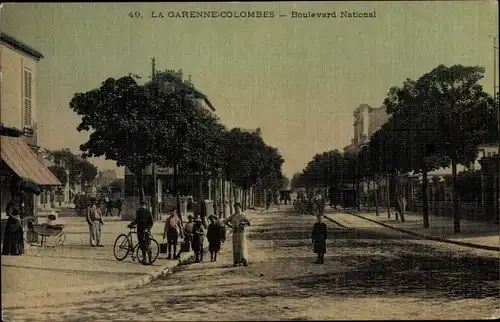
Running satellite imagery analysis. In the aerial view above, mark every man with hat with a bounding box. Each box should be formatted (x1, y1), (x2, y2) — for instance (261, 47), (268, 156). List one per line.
(163, 210), (184, 260)
(86, 197), (103, 247)
(129, 201), (154, 265)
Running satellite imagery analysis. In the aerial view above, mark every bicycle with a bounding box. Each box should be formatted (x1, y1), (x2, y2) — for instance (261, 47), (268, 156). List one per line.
(113, 225), (160, 264)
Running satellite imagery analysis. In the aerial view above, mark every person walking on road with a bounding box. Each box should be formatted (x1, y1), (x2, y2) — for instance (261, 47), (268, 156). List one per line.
(164, 211), (184, 260)
(225, 202), (251, 267)
(86, 197), (103, 247)
(104, 197), (113, 217)
(191, 216), (205, 263)
(129, 201), (154, 265)
(207, 215), (224, 262)
(311, 214), (327, 264)
(176, 214), (195, 259)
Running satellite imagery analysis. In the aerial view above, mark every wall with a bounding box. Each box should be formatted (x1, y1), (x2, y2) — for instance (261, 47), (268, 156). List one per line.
(0, 43), (38, 146)
(368, 106), (389, 138)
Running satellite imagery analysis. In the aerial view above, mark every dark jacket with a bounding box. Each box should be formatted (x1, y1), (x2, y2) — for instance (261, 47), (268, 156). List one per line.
(131, 207), (153, 231)
(311, 222), (327, 242)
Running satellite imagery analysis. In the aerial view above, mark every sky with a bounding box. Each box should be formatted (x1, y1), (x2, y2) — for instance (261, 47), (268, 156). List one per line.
(0, 1), (498, 178)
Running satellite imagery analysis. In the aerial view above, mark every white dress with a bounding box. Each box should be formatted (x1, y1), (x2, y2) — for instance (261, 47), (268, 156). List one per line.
(226, 212), (250, 264)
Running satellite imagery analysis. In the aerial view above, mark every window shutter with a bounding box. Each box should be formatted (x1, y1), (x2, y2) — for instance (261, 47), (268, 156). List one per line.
(23, 69), (33, 126)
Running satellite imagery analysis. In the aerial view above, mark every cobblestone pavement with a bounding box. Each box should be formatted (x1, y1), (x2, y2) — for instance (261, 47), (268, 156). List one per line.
(5, 206), (499, 321)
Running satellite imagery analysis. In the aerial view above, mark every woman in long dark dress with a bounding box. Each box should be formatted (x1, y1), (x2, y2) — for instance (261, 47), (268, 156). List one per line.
(2, 201), (24, 256)
(311, 214), (327, 264)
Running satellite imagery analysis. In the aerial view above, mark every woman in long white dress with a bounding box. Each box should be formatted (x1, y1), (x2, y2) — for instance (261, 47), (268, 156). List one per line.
(225, 202), (251, 267)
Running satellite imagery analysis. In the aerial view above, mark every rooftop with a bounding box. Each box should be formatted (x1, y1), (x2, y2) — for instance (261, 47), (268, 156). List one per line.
(152, 71), (216, 112)
(0, 31), (44, 61)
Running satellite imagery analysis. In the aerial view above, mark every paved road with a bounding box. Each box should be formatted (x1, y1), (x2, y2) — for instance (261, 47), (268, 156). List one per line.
(5, 206), (499, 321)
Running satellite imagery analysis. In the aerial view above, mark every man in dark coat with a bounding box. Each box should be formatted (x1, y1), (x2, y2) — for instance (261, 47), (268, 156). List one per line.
(311, 214), (327, 264)
(129, 201), (154, 265)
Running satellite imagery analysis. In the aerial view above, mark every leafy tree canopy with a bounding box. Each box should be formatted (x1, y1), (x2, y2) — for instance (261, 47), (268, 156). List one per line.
(50, 149), (97, 185)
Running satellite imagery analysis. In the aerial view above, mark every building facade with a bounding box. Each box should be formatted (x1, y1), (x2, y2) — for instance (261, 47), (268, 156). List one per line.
(0, 32), (61, 216)
(343, 104), (389, 154)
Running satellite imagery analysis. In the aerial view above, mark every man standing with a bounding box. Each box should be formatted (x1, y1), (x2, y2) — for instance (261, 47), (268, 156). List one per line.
(86, 197), (103, 247)
(129, 201), (154, 265)
(163, 211), (184, 260)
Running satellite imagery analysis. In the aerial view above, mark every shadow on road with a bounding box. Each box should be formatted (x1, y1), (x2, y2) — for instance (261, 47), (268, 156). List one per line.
(8, 208), (499, 321)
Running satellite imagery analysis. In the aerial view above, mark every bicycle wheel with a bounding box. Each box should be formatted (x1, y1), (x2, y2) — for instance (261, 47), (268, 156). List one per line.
(136, 238), (160, 264)
(113, 234), (131, 261)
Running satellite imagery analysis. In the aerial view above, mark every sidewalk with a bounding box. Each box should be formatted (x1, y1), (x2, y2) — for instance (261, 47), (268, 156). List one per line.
(1, 209), (261, 308)
(332, 208), (500, 251)
(1, 212), (196, 308)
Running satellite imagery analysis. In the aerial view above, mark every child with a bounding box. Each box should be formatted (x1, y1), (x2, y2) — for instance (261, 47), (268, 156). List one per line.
(311, 214), (327, 264)
(192, 216), (205, 263)
(207, 215), (224, 262)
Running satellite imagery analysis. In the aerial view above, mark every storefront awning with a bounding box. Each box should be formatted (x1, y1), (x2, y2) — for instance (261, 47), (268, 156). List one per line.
(1, 136), (61, 186)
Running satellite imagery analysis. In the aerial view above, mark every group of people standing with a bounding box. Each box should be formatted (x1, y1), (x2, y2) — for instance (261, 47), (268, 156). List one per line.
(161, 202), (251, 266)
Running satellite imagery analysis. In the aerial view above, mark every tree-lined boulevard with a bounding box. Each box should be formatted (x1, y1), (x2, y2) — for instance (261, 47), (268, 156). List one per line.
(292, 65), (499, 233)
(2, 4), (499, 320)
(4, 206), (499, 321)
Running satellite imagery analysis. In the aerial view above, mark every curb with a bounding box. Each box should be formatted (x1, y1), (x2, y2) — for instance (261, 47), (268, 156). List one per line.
(321, 215), (352, 230)
(346, 211), (500, 252)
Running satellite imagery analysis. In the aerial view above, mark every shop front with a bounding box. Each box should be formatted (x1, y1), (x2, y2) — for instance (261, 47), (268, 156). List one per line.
(1, 136), (61, 243)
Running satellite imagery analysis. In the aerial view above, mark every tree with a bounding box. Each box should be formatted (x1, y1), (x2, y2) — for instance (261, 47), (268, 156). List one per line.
(219, 128), (285, 210)
(48, 165), (67, 186)
(416, 65), (495, 232)
(383, 65), (496, 232)
(290, 172), (305, 190)
(69, 76), (225, 213)
(50, 149), (97, 186)
(69, 76), (157, 200)
(383, 78), (450, 228)
(301, 150), (344, 189)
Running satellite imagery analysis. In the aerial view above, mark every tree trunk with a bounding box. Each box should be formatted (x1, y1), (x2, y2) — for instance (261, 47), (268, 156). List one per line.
(174, 164), (182, 220)
(136, 171), (145, 202)
(386, 174), (391, 218)
(451, 150), (460, 233)
(374, 178), (379, 216)
(356, 178), (361, 211)
(229, 179), (233, 215)
(222, 179), (227, 218)
(422, 167), (430, 228)
(198, 174), (203, 202)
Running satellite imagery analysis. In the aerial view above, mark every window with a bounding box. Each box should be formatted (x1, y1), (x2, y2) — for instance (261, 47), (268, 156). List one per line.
(23, 69), (33, 127)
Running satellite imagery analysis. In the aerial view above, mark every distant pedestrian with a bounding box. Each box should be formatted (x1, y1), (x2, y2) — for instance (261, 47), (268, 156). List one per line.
(86, 197), (103, 247)
(104, 198), (113, 217)
(266, 190), (272, 211)
(192, 216), (205, 262)
(396, 195), (407, 221)
(176, 214), (195, 259)
(163, 211), (184, 260)
(116, 198), (123, 218)
(129, 201), (154, 265)
(224, 202), (251, 267)
(207, 215), (224, 262)
(311, 214), (327, 264)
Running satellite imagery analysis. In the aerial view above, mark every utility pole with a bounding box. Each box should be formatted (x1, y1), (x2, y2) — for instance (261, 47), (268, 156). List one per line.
(490, 34), (500, 224)
(151, 57), (158, 220)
